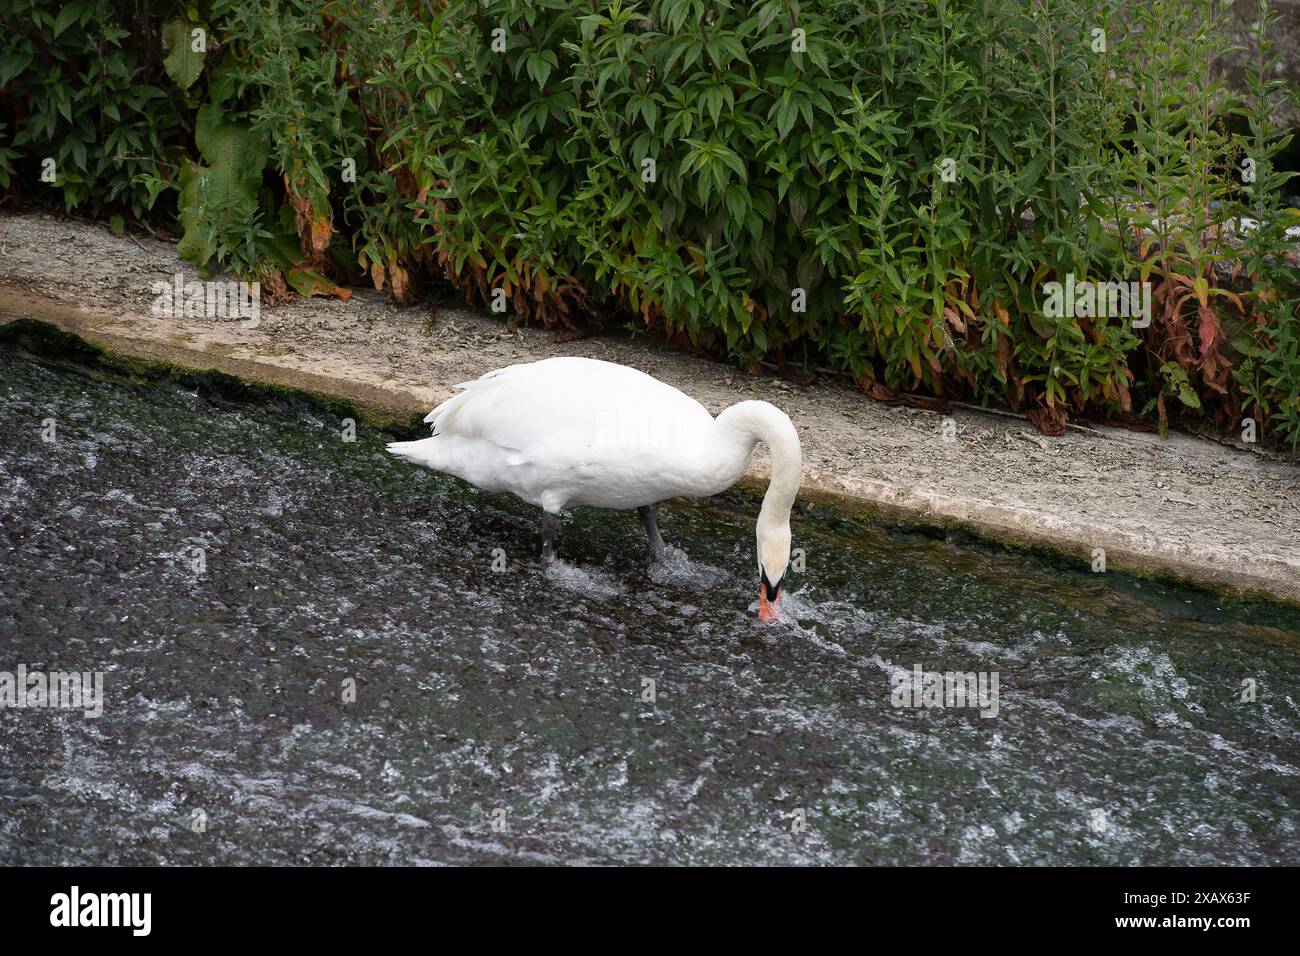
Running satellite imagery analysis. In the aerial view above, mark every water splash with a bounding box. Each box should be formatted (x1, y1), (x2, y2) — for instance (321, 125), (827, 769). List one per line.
(1, 350), (1298, 866)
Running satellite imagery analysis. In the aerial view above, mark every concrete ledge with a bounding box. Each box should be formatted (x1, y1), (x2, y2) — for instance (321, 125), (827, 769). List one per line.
(2, 212), (1298, 604)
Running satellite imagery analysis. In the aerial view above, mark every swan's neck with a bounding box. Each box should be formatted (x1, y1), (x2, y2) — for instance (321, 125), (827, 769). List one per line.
(712, 401), (802, 520)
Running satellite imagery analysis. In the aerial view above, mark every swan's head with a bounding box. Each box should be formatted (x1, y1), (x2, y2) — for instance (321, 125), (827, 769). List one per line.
(756, 518), (791, 622)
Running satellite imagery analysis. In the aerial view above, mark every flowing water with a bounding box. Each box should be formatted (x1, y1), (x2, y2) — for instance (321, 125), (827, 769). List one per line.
(1, 343), (1298, 865)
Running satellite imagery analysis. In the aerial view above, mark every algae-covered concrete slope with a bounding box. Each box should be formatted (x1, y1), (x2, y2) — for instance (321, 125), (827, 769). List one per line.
(1, 212), (1297, 603)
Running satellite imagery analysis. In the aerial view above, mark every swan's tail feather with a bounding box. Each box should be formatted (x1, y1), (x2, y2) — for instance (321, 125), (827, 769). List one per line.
(386, 437), (440, 468)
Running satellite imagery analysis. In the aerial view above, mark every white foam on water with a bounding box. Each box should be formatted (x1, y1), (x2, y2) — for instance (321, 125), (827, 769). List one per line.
(767, 589), (898, 674)
(0, 472), (30, 510)
(1096, 644), (1193, 727)
(310, 761), (364, 781)
(436, 822), (598, 865)
(257, 490), (289, 517)
(526, 753), (566, 804)
(543, 558), (625, 599)
(339, 801), (431, 829)
(647, 545), (729, 589)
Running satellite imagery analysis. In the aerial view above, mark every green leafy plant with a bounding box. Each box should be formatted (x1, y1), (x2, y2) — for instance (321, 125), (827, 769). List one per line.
(0, 0), (189, 217)
(1, 0), (1297, 452)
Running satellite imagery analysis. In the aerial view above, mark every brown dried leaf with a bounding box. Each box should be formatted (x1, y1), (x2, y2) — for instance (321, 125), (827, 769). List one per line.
(1027, 404), (1067, 436)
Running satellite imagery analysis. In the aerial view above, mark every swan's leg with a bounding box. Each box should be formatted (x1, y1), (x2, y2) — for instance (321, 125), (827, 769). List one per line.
(541, 510), (559, 564)
(638, 505), (665, 564)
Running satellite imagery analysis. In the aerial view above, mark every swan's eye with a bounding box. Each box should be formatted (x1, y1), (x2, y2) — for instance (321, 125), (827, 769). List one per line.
(760, 567), (783, 601)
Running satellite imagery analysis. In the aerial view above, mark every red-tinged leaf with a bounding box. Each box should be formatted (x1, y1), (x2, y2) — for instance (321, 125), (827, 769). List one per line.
(284, 174), (333, 268)
(1198, 307), (1220, 358)
(996, 335), (1011, 378)
(287, 265), (351, 301)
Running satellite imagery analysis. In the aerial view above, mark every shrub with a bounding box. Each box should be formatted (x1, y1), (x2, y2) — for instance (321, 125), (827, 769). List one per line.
(1, 0), (1297, 450)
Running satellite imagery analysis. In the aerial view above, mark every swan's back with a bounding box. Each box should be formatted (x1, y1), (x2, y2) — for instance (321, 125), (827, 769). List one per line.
(388, 357), (720, 510)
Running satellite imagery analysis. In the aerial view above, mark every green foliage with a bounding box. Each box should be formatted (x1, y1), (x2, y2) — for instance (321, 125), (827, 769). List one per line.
(161, 17), (209, 91)
(1229, 0), (1300, 453)
(0, 0), (189, 217)
(176, 102), (269, 272)
(1, 0), (1297, 450)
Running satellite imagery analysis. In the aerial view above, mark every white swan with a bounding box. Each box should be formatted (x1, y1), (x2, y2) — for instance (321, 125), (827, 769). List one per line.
(387, 357), (802, 620)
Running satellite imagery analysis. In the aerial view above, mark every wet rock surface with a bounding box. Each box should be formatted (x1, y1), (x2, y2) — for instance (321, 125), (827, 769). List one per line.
(2, 353), (1297, 864)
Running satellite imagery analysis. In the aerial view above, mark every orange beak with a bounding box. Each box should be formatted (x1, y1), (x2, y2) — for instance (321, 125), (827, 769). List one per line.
(758, 586), (780, 622)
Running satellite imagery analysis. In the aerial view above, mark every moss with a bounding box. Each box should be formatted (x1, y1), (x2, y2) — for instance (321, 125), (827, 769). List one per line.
(873, 516), (1300, 627)
(4, 315), (1297, 626)
(0, 317), (427, 439)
